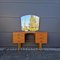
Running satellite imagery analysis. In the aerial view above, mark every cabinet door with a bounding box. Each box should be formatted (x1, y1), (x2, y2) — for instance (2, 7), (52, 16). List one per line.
(13, 32), (25, 43)
(35, 32), (48, 43)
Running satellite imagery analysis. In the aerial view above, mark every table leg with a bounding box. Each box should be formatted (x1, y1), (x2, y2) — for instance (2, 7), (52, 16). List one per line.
(18, 43), (21, 50)
(39, 43), (42, 48)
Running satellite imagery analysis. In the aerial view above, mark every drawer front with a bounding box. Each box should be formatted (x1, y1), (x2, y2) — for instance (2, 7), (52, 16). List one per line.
(13, 32), (25, 43)
(35, 32), (48, 43)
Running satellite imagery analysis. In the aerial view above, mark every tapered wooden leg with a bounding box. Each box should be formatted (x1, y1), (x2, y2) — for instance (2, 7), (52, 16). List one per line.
(18, 43), (21, 50)
(39, 43), (42, 48)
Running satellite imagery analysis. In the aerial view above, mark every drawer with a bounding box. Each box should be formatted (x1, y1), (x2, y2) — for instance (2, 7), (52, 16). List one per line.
(35, 32), (47, 43)
(13, 32), (25, 43)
